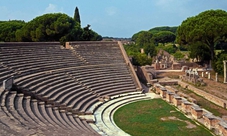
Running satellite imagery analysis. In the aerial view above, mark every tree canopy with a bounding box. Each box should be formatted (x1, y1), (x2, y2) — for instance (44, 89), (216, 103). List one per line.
(129, 10), (227, 71)
(189, 42), (211, 62)
(154, 31), (176, 44)
(130, 26), (178, 66)
(149, 26), (178, 34)
(136, 31), (153, 47)
(0, 7), (102, 43)
(0, 20), (25, 42)
(132, 53), (152, 66)
(161, 44), (177, 54)
(133, 31), (157, 57)
(16, 13), (78, 42)
(213, 51), (227, 74)
(131, 31), (146, 42)
(177, 9), (227, 60)
(124, 43), (153, 66)
(74, 7), (81, 25)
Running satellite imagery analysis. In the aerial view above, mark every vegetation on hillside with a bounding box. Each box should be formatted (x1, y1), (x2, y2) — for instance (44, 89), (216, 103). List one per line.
(177, 9), (227, 73)
(188, 42), (211, 62)
(128, 9), (227, 75)
(149, 26), (178, 34)
(0, 20), (25, 42)
(126, 26), (179, 66)
(16, 13), (78, 43)
(0, 7), (102, 44)
(177, 9), (227, 60)
(213, 51), (227, 75)
(153, 31), (176, 45)
(124, 43), (152, 66)
(125, 31), (156, 66)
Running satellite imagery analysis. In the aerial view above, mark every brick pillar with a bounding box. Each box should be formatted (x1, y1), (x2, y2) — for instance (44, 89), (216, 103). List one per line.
(224, 61), (227, 83)
(65, 42), (70, 49)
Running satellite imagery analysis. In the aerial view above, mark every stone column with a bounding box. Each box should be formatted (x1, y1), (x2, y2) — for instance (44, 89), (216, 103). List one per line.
(201, 72), (204, 77)
(208, 72), (211, 79)
(215, 73), (218, 82)
(224, 61), (227, 83)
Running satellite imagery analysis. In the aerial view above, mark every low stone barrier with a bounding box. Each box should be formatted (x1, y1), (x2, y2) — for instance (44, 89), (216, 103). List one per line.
(178, 80), (227, 109)
(152, 83), (227, 135)
(187, 85), (227, 109)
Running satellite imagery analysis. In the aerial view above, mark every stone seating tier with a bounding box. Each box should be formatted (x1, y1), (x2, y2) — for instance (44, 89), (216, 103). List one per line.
(0, 90), (99, 135)
(0, 41), (139, 135)
(93, 93), (151, 135)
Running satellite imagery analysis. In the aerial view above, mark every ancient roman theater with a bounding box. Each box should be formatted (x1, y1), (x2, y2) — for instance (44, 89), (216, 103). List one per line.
(0, 41), (151, 135)
(1, 41), (227, 136)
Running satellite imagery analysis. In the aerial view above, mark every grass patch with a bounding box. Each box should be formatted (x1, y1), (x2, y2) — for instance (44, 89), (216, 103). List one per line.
(114, 99), (212, 136)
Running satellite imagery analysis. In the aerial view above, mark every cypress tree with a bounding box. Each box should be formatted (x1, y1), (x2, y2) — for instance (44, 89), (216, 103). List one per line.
(74, 7), (81, 25)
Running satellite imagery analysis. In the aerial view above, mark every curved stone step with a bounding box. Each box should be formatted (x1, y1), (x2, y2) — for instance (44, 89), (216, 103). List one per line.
(93, 93), (152, 136)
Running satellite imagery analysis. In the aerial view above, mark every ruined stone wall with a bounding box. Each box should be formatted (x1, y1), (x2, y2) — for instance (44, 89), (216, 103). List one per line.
(179, 62), (199, 68)
(65, 42), (71, 49)
(135, 66), (147, 84)
(191, 109), (202, 119)
(158, 81), (178, 86)
(218, 124), (227, 136)
(173, 98), (181, 106)
(153, 83), (226, 135)
(178, 81), (227, 109)
(177, 80), (189, 88)
(172, 63), (181, 70)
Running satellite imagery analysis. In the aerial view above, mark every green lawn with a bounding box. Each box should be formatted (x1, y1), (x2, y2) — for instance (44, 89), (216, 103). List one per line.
(114, 99), (213, 136)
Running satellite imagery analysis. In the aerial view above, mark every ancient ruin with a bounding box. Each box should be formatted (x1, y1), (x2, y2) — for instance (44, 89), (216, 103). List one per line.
(0, 41), (142, 136)
(153, 83), (227, 135)
(153, 49), (174, 70)
(181, 68), (205, 85)
(224, 60), (227, 83)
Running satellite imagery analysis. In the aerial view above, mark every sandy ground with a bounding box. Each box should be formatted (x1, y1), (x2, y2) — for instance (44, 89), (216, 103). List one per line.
(160, 116), (196, 129)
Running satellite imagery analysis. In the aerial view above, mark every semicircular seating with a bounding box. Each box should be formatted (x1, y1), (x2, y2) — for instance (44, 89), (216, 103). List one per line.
(0, 41), (141, 135)
(92, 92), (153, 136)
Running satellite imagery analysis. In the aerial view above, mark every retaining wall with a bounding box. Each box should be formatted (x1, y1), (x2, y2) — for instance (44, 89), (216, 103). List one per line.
(178, 80), (227, 109)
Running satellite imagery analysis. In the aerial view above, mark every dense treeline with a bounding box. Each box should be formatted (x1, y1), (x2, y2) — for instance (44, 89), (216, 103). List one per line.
(128, 9), (227, 75)
(16, 13), (78, 42)
(177, 9), (227, 74)
(0, 20), (25, 42)
(177, 9), (227, 61)
(0, 7), (102, 44)
(132, 26), (177, 43)
(127, 26), (178, 66)
(149, 26), (178, 34)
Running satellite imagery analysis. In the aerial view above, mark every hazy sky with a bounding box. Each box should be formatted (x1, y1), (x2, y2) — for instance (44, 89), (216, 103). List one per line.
(1, 0), (227, 38)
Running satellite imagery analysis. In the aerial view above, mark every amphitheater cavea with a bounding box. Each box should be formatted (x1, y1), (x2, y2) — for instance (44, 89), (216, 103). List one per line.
(0, 41), (151, 135)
